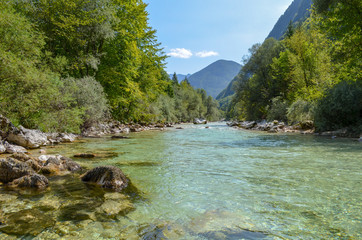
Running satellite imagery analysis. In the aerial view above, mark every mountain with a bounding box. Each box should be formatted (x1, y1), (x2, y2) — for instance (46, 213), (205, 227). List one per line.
(169, 73), (191, 82)
(267, 0), (312, 40)
(216, 75), (237, 100)
(188, 60), (241, 98)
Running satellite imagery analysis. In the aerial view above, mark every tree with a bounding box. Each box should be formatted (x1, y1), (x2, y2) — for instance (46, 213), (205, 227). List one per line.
(172, 73), (179, 85)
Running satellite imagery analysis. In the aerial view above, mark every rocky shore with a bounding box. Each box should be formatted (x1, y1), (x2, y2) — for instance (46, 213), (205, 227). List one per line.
(0, 114), (173, 191)
(228, 120), (362, 139)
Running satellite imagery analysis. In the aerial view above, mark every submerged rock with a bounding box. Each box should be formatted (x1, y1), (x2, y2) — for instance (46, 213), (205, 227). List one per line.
(1, 209), (55, 236)
(73, 153), (96, 158)
(9, 173), (49, 189)
(96, 199), (134, 216)
(111, 135), (130, 139)
(81, 166), (129, 192)
(138, 223), (185, 240)
(198, 228), (268, 240)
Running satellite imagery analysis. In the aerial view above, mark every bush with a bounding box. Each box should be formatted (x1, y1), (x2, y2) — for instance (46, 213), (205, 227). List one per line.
(266, 97), (288, 122)
(62, 77), (110, 127)
(314, 80), (362, 131)
(287, 99), (315, 124)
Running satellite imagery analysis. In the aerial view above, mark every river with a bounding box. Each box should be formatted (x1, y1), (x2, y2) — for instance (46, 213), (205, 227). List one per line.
(0, 123), (361, 239)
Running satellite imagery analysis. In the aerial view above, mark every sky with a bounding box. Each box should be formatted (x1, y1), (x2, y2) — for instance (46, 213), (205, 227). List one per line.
(143, 0), (293, 75)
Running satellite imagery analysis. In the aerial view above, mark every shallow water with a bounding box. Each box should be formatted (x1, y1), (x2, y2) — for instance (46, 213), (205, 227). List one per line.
(0, 123), (361, 239)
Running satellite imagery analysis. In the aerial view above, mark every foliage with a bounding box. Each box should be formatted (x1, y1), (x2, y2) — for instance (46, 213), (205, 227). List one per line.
(0, 3), (82, 132)
(61, 77), (110, 127)
(314, 80), (362, 131)
(286, 99), (315, 124)
(266, 97), (288, 122)
(229, 38), (284, 120)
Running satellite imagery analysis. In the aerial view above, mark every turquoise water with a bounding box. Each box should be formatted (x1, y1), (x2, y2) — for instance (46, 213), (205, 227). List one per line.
(0, 123), (361, 239)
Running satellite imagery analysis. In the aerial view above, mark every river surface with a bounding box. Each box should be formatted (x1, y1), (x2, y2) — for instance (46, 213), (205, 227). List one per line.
(0, 123), (361, 239)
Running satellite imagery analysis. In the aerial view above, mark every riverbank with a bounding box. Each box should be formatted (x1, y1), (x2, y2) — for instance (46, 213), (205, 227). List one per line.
(228, 120), (362, 140)
(0, 114), (174, 155)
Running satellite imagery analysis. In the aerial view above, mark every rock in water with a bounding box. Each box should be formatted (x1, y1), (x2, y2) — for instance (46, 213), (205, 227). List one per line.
(39, 155), (81, 175)
(111, 135), (130, 139)
(81, 166), (129, 191)
(194, 118), (207, 124)
(0, 209), (55, 236)
(0, 158), (34, 183)
(73, 153), (96, 158)
(9, 173), (49, 189)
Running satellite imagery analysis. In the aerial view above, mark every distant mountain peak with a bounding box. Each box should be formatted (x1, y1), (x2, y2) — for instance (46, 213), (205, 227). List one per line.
(187, 60), (241, 98)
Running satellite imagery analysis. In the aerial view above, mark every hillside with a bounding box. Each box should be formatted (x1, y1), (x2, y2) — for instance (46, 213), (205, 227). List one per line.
(216, 75), (238, 100)
(188, 60), (241, 98)
(267, 0), (312, 40)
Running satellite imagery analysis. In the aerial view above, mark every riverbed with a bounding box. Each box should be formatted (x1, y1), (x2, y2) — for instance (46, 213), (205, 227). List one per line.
(0, 122), (361, 239)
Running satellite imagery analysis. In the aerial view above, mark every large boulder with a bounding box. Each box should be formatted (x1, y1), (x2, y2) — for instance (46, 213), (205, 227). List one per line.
(81, 166), (129, 191)
(9, 173), (48, 189)
(10, 152), (43, 172)
(0, 158), (35, 183)
(7, 126), (49, 149)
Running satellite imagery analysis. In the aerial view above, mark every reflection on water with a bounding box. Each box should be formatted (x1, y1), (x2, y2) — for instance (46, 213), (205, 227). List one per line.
(0, 123), (361, 239)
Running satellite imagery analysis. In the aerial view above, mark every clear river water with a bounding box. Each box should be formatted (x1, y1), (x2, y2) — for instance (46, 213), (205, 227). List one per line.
(0, 123), (361, 239)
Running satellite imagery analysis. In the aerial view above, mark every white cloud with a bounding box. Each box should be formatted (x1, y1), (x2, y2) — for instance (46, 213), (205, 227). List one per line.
(195, 51), (219, 58)
(167, 48), (193, 59)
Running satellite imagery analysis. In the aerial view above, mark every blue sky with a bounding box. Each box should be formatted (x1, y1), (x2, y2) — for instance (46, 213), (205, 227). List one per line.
(143, 0), (293, 75)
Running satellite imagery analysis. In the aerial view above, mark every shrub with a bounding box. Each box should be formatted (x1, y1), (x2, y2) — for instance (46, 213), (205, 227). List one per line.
(314, 80), (362, 131)
(62, 77), (110, 127)
(287, 99), (315, 124)
(266, 97), (288, 122)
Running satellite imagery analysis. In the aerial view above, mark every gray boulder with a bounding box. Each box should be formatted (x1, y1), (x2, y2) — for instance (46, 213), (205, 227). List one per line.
(0, 158), (35, 183)
(7, 126), (49, 149)
(81, 166), (129, 191)
(4, 141), (27, 154)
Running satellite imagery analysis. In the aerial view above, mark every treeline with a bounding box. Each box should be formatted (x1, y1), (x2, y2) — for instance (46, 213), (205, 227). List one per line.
(0, 0), (219, 133)
(226, 0), (361, 132)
